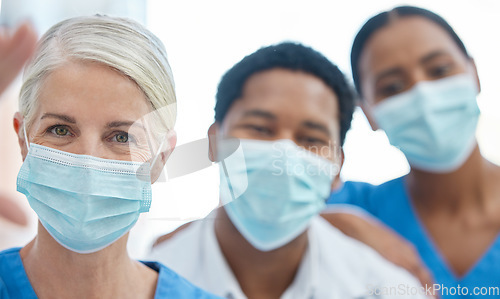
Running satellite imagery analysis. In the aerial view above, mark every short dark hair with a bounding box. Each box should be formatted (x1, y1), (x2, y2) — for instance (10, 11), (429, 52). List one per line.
(215, 42), (355, 146)
(351, 5), (470, 96)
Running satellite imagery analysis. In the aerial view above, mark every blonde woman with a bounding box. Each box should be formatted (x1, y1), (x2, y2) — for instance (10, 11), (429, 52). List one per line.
(0, 16), (220, 299)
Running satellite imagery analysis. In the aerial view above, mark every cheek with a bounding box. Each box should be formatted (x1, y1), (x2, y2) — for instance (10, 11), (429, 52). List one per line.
(218, 119), (238, 138)
(357, 55), (376, 101)
(20, 147), (28, 162)
(361, 107), (379, 131)
(359, 77), (377, 103)
(27, 121), (49, 145)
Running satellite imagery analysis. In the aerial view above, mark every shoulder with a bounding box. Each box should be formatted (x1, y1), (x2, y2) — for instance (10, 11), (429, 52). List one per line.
(0, 247), (22, 259)
(354, 176), (407, 197)
(0, 247), (34, 299)
(151, 261), (222, 299)
(311, 217), (398, 270)
(376, 176), (406, 192)
(310, 218), (423, 294)
(328, 177), (407, 212)
(367, 176), (408, 210)
(150, 220), (205, 254)
(327, 180), (376, 204)
(148, 219), (208, 272)
(0, 247), (22, 275)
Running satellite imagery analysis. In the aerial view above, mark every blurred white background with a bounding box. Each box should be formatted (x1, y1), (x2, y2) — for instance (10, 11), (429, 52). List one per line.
(0, 0), (499, 258)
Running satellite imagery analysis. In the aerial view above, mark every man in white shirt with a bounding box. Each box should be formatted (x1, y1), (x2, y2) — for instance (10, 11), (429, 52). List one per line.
(150, 43), (430, 299)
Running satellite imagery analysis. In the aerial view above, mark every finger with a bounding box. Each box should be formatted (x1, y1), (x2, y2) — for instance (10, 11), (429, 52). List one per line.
(0, 27), (9, 49)
(0, 22), (37, 95)
(153, 221), (193, 247)
(401, 254), (436, 297)
(0, 193), (28, 226)
(415, 264), (435, 289)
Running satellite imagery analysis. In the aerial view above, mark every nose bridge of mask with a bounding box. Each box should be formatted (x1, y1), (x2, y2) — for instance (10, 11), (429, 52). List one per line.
(281, 141), (338, 201)
(412, 83), (443, 147)
(412, 75), (477, 147)
(373, 78), (452, 147)
(372, 73), (480, 173)
(219, 139), (338, 204)
(373, 90), (417, 135)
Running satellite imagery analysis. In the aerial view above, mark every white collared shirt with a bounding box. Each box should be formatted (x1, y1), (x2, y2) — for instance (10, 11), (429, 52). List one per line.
(148, 215), (427, 299)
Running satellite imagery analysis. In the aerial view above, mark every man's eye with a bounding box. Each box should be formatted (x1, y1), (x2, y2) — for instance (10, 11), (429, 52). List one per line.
(245, 125), (272, 135)
(301, 136), (327, 145)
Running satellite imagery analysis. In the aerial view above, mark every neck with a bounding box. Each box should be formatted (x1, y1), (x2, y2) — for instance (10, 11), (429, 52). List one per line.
(406, 146), (490, 213)
(214, 208), (307, 299)
(20, 223), (155, 298)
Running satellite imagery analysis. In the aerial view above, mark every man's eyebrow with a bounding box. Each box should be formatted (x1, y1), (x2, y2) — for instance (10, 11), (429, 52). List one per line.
(242, 109), (277, 120)
(301, 120), (331, 136)
(420, 50), (451, 64)
(40, 113), (76, 123)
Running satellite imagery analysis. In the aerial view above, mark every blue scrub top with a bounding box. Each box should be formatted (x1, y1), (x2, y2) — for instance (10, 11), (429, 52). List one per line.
(0, 247), (222, 299)
(327, 177), (500, 298)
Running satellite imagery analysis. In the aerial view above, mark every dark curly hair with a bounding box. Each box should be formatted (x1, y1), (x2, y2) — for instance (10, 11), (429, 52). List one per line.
(215, 42), (356, 145)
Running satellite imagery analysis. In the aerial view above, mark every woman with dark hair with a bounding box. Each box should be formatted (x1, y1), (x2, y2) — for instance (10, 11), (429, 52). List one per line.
(328, 6), (500, 298)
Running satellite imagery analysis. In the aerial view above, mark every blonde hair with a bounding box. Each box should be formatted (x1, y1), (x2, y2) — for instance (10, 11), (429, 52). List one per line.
(20, 15), (176, 134)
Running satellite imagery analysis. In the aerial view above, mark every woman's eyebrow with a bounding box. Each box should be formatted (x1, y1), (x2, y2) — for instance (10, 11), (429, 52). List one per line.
(40, 113), (76, 123)
(107, 121), (146, 131)
(420, 50), (450, 64)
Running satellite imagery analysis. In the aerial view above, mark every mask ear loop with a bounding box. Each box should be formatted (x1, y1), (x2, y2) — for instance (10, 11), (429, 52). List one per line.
(150, 135), (167, 170)
(23, 124), (30, 151)
(213, 133), (238, 205)
(140, 115), (164, 168)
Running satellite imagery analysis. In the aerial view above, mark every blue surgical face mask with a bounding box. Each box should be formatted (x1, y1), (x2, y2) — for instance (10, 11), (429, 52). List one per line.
(17, 132), (152, 254)
(219, 139), (339, 251)
(372, 73), (480, 173)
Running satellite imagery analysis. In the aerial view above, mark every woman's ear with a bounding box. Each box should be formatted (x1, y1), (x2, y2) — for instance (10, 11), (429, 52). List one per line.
(13, 112), (28, 160)
(207, 122), (219, 162)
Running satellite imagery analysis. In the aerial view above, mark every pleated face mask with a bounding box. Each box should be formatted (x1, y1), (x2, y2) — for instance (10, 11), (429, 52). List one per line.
(219, 139), (339, 251)
(372, 73), (480, 173)
(17, 139), (152, 254)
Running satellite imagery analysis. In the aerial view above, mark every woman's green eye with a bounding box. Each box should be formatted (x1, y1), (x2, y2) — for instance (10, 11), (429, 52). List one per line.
(116, 133), (129, 143)
(54, 127), (69, 136)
